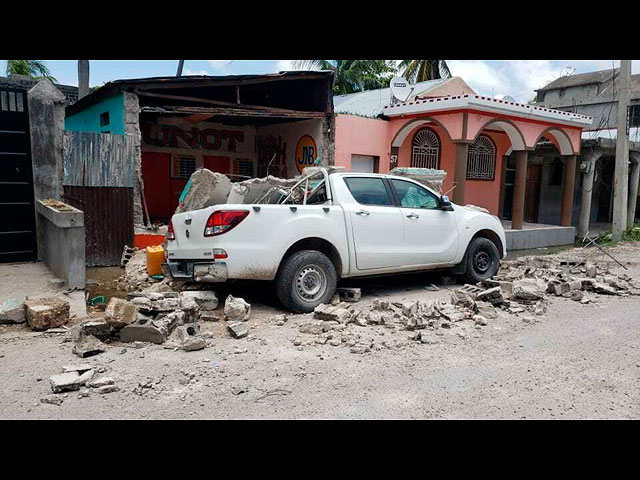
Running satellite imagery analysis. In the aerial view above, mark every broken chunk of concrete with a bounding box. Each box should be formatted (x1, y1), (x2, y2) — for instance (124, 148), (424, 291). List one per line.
(475, 287), (504, 306)
(87, 377), (115, 388)
(79, 320), (110, 339)
(104, 298), (138, 329)
(41, 395), (64, 406)
(314, 303), (351, 323)
(120, 323), (167, 344)
(175, 168), (232, 214)
(512, 278), (547, 302)
(96, 385), (119, 394)
(0, 298), (26, 324)
(227, 322), (249, 339)
(73, 333), (107, 358)
(180, 290), (218, 310)
(25, 297), (69, 331)
(50, 369), (94, 393)
(224, 295), (251, 322)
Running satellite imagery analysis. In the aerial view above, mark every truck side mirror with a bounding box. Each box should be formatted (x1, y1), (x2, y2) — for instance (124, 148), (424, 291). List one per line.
(440, 195), (454, 211)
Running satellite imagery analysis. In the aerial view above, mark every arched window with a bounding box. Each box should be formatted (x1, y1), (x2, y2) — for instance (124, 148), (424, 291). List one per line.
(411, 128), (440, 169)
(466, 134), (496, 180)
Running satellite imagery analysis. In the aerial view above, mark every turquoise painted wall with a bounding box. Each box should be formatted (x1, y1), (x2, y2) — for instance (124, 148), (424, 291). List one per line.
(65, 92), (126, 134)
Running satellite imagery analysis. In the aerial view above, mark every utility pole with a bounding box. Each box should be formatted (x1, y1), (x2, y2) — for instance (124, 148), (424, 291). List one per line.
(78, 60), (90, 99)
(612, 60), (631, 242)
(176, 60), (184, 77)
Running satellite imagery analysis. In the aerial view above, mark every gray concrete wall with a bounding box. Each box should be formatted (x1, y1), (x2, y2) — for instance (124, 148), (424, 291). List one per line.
(123, 91), (143, 225)
(27, 80), (66, 260)
(36, 201), (85, 289)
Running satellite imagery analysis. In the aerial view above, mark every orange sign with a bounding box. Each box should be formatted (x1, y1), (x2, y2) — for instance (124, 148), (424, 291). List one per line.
(295, 135), (319, 173)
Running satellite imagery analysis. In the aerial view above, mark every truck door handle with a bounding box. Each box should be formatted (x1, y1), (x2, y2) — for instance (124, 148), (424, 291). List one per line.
(355, 210), (370, 216)
(406, 212), (419, 219)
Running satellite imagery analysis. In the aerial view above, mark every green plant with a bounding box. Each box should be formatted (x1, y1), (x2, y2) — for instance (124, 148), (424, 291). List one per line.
(293, 60), (396, 95)
(595, 223), (640, 246)
(5, 60), (56, 82)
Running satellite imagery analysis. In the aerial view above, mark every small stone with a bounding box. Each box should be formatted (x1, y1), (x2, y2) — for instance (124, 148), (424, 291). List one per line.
(473, 315), (488, 326)
(73, 333), (107, 358)
(96, 385), (119, 394)
(87, 377), (115, 388)
(350, 345), (369, 354)
(40, 395), (64, 406)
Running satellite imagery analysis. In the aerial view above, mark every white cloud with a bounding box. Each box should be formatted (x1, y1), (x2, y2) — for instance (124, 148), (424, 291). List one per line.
(275, 60), (295, 71)
(183, 69), (210, 76)
(207, 60), (233, 72)
(447, 60), (510, 96)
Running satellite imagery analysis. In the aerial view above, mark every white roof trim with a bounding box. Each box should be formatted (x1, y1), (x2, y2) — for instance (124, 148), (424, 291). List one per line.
(382, 94), (593, 128)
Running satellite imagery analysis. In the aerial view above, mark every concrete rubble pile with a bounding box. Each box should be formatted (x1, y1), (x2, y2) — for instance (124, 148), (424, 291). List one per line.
(494, 253), (640, 306)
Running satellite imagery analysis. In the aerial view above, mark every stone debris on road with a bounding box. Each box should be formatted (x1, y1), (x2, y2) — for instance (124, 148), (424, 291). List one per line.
(25, 297), (70, 331)
(224, 295), (251, 322)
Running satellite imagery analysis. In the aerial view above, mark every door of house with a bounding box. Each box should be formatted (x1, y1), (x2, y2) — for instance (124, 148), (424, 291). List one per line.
(524, 164), (542, 223)
(0, 84), (37, 263)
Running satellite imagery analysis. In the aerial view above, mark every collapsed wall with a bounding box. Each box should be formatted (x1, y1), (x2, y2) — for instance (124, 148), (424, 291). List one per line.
(175, 169), (233, 214)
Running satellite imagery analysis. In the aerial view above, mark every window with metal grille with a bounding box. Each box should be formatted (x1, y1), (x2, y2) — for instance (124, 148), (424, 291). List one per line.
(233, 159), (255, 181)
(171, 155), (197, 179)
(466, 134), (496, 180)
(411, 128), (440, 169)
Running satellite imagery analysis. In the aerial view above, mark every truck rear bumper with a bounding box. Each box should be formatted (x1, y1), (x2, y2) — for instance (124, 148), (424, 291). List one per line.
(164, 260), (228, 283)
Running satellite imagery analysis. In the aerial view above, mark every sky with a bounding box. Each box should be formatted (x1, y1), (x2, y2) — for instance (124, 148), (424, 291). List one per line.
(2, 60), (638, 103)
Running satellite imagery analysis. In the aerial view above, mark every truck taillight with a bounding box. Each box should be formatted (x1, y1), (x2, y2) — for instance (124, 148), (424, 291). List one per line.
(166, 220), (176, 241)
(204, 210), (249, 237)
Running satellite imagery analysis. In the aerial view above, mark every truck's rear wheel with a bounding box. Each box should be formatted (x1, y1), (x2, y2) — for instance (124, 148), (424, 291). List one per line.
(460, 237), (500, 284)
(275, 250), (337, 313)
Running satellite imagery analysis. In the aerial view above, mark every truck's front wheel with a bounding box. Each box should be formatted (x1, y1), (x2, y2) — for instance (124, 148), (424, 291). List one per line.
(460, 237), (500, 284)
(275, 250), (337, 313)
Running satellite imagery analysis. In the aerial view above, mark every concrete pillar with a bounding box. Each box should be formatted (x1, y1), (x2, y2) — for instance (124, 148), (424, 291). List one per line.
(123, 92), (143, 226)
(628, 157), (640, 226)
(511, 150), (528, 230)
(560, 154), (577, 227)
(452, 143), (469, 205)
(577, 153), (599, 238)
(27, 79), (66, 260)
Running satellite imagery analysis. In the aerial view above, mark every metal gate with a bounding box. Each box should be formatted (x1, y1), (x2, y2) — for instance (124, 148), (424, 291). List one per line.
(0, 84), (37, 263)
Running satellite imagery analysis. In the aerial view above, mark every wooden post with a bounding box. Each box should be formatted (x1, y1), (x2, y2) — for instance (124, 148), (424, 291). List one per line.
(560, 155), (577, 227)
(452, 143), (469, 205)
(511, 150), (528, 230)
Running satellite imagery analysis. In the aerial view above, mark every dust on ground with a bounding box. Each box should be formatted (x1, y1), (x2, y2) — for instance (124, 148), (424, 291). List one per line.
(1, 242), (640, 419)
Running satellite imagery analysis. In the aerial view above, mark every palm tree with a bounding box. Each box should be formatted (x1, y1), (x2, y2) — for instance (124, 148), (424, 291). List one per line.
(293, 60), (395, 95)
(399, 60), (451, 83)
(78, 60), (90, 99)
(5, 60), (56, 82)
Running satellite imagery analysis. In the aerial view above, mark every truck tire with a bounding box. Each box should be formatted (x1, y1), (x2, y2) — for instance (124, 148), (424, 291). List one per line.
(460, 237), (500, 284)
(275, 250), (337, 313)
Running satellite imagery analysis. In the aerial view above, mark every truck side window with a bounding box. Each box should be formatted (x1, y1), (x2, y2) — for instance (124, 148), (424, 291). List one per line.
(390, 179), (439, 209)
(344, 177), (393, 206)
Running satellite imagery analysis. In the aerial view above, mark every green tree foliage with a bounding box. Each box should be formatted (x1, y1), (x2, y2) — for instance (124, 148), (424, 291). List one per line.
(398, 60), (451, 83)
(5, 60), (56, 82)
(294, 60), (396, 95)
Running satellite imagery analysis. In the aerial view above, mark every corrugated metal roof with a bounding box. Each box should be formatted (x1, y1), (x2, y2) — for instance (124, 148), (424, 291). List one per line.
(334, 78), (446, 118)
(536, 69), (618, 92)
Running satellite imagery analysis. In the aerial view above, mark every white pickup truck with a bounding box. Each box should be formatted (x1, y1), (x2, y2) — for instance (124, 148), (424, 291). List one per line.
(165, 168), (506, 312)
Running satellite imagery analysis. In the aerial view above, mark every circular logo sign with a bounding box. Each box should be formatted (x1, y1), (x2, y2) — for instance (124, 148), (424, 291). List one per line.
(295, 135), (319, 174)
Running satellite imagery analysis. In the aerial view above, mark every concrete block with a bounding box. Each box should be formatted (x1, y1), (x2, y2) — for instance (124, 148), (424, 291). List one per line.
(0, 298), (26, 324)
(73, 333), (107, 358)
(25, 297), (69, 331)
(119, 323), (167, 344)
(105, 298), (138, 329)
(336, 287), (361, 303)
(227, 322), (249, 339)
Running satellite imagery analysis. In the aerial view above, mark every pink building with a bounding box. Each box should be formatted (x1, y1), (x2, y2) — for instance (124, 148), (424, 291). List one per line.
(333, 77), (592, 244)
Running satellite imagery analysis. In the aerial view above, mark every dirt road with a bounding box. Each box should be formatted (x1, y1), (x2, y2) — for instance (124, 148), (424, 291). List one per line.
(1, 244), (639, 419)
